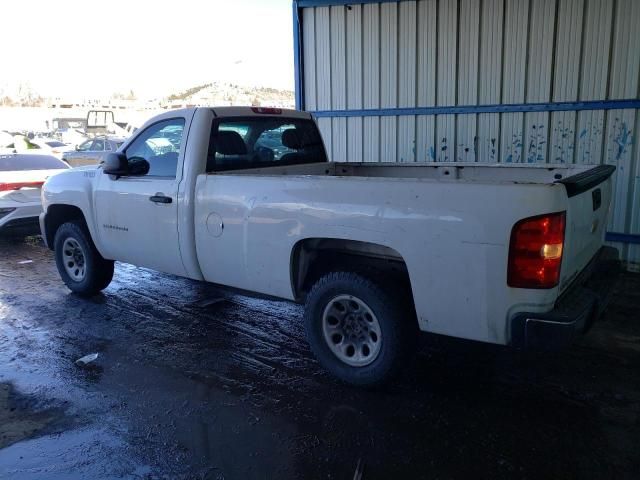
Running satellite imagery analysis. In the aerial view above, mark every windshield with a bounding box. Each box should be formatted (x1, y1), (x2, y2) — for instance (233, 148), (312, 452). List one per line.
(208, 117), (326, 172)
(45, 141), (66, 148)
(0, 154), (69, 171)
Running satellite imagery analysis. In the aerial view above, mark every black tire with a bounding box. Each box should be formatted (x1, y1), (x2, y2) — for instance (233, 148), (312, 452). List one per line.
(304, 271), (416, 387)
(54, 221), (114, 297)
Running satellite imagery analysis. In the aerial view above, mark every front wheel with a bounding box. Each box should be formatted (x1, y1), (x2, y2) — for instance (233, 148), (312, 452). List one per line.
(54, 221), (114, 297)
(304, 271), (416, 387)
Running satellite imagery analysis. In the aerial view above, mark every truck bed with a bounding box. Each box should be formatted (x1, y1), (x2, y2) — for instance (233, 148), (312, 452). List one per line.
(223, 161), (599, 186)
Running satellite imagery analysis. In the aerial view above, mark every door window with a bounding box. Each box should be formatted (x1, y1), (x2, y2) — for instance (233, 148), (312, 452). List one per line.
(125, 118), (185, 177)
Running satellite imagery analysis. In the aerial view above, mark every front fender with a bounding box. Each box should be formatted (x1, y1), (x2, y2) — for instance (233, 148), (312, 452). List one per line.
(41, 167), (103, 254)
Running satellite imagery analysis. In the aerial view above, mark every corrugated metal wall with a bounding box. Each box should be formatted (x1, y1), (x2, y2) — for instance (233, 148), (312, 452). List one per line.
(297, 0), (640, 266)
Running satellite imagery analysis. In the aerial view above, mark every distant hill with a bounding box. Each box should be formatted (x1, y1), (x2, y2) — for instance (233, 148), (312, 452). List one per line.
(164, 82), (295, 108)
(0, 81), (296, 109)
(167, 84), (213, 101)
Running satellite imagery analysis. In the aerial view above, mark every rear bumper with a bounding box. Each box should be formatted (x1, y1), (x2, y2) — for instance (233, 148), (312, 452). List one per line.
(0, 201), (42, 235)
(0, 216), (41, 236)
(510, 246), (620, 350)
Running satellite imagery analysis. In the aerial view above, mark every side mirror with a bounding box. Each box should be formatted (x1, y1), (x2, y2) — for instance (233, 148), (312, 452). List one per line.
(128, 156), (150, 176)
(102, 153), (129, 177)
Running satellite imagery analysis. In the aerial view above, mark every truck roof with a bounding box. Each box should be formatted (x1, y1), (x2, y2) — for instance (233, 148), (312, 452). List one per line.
(160, 106), (313, 120)
(211, 106), (312, 120)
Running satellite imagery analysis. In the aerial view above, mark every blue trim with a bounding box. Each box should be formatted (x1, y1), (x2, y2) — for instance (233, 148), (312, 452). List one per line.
(298, 0), (401, 6)
(293, 1), (304, 110)
(605, 232), (640, 245)
(311, 99), (640, 118)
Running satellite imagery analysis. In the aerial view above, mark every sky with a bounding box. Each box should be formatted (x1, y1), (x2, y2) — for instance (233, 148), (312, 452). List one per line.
(0, 0), (294, 98)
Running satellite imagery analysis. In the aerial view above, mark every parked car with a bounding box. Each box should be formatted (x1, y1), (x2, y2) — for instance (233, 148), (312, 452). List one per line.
(31, 138), (74, 160)
(10, 135), (37, 152)
(40, 107), (619, 387)
(0, 154), (69, 235)
(62, 137), (125, 167)
(3, 135), (71, 155)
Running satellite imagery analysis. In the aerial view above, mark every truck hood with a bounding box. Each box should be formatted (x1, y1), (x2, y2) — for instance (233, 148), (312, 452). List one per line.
(68, 165), (100, 171)
(42, 165), (98, 185)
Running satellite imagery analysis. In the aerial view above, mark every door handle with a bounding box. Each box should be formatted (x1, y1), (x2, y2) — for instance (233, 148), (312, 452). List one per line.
(149, 194), (172, 204)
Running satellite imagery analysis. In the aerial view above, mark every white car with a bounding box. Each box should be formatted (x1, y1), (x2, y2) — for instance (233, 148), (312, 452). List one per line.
(0, 154), (69, 235)
(1, 136), (72, 159)
(40, 107), (619, 387)
(31, 139), (75, 160)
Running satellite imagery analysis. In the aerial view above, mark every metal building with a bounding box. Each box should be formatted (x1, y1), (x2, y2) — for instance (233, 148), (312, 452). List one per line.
(292, 0), (640, 267)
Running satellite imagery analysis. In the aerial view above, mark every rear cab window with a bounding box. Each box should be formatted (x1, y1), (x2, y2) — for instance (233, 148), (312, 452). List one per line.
(206, 117), (326, 172)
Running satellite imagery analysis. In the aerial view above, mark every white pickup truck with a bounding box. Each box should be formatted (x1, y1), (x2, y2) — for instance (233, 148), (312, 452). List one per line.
(40, 107), (619, 386)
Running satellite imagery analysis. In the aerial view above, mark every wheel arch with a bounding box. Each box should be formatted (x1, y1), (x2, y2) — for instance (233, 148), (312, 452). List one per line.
(43, 204), (89, 250)
(290, 237), (415, 309)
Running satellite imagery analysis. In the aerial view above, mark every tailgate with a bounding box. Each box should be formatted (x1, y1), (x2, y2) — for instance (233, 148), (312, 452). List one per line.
(557, 165), (615, 293)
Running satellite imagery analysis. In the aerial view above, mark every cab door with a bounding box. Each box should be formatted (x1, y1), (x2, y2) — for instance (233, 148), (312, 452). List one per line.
(94, 117), (189, 276)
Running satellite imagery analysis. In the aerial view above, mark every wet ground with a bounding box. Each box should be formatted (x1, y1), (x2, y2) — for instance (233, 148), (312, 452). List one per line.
(0, 235), (638, 480)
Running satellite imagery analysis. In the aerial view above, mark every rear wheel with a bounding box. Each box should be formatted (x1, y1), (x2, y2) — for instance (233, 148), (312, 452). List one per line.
(54, 221), (114, 296)
(304, 271), (416, 387)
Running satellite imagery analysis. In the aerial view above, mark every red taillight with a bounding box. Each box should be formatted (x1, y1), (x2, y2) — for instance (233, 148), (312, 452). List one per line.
(507, 212), (566, 289)
(251, 107), (282, 114)
(0, 181), (44, 192)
